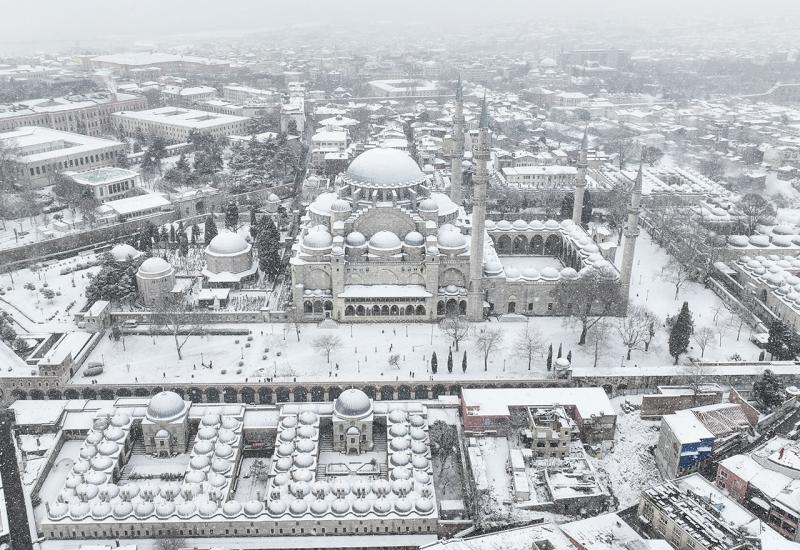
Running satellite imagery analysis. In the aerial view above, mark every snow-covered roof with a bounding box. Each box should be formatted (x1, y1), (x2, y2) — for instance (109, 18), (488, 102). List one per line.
(461, 387), (615, 419)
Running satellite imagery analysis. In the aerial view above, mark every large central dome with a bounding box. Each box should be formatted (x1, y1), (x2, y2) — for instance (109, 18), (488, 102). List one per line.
(343, 148), (426, 189)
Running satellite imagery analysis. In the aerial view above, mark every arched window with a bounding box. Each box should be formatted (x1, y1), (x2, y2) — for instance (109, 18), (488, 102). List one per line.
(356, 305), (365, 316)
(303, 301), (313, 314)
(380, 305), (390, 316)
(437, 301), (445, 315)
(405, 305), (415, 315)
(390, 305), (399, 316)
(345, 306), (355, 316)
(415, 305), (426, 316)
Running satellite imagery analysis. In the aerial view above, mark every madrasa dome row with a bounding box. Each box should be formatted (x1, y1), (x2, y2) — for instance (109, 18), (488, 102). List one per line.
(289, 94), (641, 322)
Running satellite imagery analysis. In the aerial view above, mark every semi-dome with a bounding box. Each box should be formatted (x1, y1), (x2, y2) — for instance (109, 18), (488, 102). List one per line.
(418, 198), (438, 212)
(334, 388), (372, 419)
(207, 232), (250, 255)
(369, 230), (402, 251)
(110, 243), (140, 262)
(146, 391), (187, 421)
(330, 198), (352, 212)
(137, 257), (171, 277)
(344, 148), (425, 189)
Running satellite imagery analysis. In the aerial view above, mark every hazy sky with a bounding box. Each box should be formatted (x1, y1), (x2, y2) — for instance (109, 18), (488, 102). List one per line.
(2, 0), (799, 52)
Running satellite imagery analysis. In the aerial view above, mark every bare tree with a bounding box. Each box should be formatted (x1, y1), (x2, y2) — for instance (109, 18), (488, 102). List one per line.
(514, 321), (544, 370)
(692, 326), (715, 358)
(738, 193), (776, 234)
(683, 361), (712, 397)
(439, 315), (470, 351)
(538, 189), (564, 219)
(473, 327), (504, 371)
(615, 305), (658, 360)
(429, 420), (458, 476)
(586, 319), (613, 368)
(313, 334), (342, 364)
(551, 272), (623, 345)
(606, 179), (633, 245)
(388, 353), (401, 369)
(664, 257), (693, 300)
(152, 292), (204, 360)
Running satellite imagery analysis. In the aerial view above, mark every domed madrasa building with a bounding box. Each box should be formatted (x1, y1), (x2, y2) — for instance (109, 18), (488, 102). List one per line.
(202, 231), (258, 288)
(289, 94), (640, 322)
(136, 257), (176, 307)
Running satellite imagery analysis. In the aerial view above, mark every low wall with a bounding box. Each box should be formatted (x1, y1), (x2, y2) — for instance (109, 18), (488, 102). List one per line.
(640, 391), (723, 418)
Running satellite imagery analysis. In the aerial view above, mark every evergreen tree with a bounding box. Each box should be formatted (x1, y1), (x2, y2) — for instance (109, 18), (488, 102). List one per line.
(431, 352), (438, 374)
(257, 217), (282, 280)
(752, 369), (785, 411)
(169, 224), (176, 243)
(546, 344), (553, 370)
(461, 351), (467, 373)
(669, 301), (693, 364)
(178, 234), (189, 257)
(225, 201), (239, 231)
(557, 342), (562, 359)
(190, 222), (199, 244)
(767, 320), (794, 360)
(560, 193), (574, 220)
(566, 350), (572, 363)
(581, 189), (594, 224)
(447, 349), (453, 373)
(204, 215), (218, 245)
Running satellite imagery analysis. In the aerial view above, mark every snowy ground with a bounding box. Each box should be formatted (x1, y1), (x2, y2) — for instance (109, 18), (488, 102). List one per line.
(588, 395), (661, 509)
(33, 440), (82, 524)
(0, 255), (99, 332)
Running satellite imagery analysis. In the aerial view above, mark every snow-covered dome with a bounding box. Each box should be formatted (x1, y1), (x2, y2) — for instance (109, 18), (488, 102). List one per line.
(177, 501), (196, 518)
(544, 219), (560, 230)
(146, 391), (187, 421)
(303, 227), (333, 250)
(112, 501), (133, 519)
(437, 225), (467, 250)
(512, 219), (528, 230)
(137, 257), (171, 277)
(334, 388), (372, 419)
(299, 410), (318, 425)
(330, 198), (352, 212)
(134, 501), (154, 519)
(418, 198), (438, 212)
(198, 501), (218, 518)
(369, 230), (402, 253)
(207, 232), (249, 255)
(541, 266), (561, 280)
(91, 501), (112, 520)
(505, 267), (521, 280)
(244, 500), (263, 516)
(496, 220), (513, 231)
(110, 243), (140, 262)
(268, 500), (287, 516)
(540, 57), (557, 68)
(404, 231), (425, 246)
(345, 231), (367, 247)
(484, 255), (503, 276)
(311, 499), (329, 515)
(560, 267), (579, 280)
(222, 500), (242, 518)
(522, 268), (540, 281)
(344, 148), (426, 189)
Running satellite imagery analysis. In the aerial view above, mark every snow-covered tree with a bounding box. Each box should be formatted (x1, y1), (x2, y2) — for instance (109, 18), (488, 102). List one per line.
(551, 271), (622, 345)
(692, 326), (715, 358)
(473, 327), (503, 371)
(668, 302), (693, 364)
(738, 193), (776, 235)
(615, 305), (657, 360)
(514, 322), (544, 370)
(204, 215), (218, 245)
(752, 369), (785, 412)
(439, 315), (469, 351)
(312, 334), (342, 364)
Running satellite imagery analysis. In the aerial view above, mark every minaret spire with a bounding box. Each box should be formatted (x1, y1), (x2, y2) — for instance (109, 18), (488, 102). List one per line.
(620, 152), (643, 304)
(467, 93), (490, 321)
(571, 126), (588, 225)
(450, 76), (465, 205)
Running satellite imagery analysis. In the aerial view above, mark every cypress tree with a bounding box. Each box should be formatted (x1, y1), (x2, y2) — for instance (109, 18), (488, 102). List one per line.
(461, 351), (467, 373)
(669, 301), (693, 364)
(557, 342), (562, 359)
(204, 215), (218, 245)
(767, 320), (793, 360)
(225, 201), (239, 231)
(431, 352), (438, 374)
(447, 349), (453, 373)
(546, 344), (553, 370)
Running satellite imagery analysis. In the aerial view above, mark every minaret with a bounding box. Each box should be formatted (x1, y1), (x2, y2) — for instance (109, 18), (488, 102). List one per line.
(572, 127), (588, 225)
(450, 77), (465, 206)
(620, 154), (643, 303)
(467, 94), (490, 321)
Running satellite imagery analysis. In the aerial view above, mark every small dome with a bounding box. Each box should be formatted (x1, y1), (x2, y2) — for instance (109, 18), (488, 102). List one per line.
(303, 228), (333, 249)
(390, 467), (412, 480)
(512, 219), (528, 230)
(110, 413), (130, 427)
(311, 499), (329, 515)
(560, 267), (579, 280)
(98, 440), (119, 455)
(505, 267), (521, 280)
(194, 440), (214, 455)
(369, 230), (402, 251)
(415, 497), (434, 514)
(334, 388), (372, 419)
(146, 391), (186, 421)
(294, 453), (314, 468)
(222, 500), (242, 517)
(268, 500), (287, 516)
(353, 498), (371, 515)
(289, 499), (308, 516)
(134, 501), (154, 519)
(409, 414), (425, 427)
(91, 456), (112, 471)
(391, 437), (410, 451)
(405, 231), (425, 246)
(390, 424), (408, 437)
(484, 255), (503, 276)
(522, 268), (540, 281)
(541, 266), (560, 280)
(110, 243), (140, 262)
(437, 225), (467, 249)
(292, 468), (313, 482)
(198, 501), (218, 518)
(49, 501), (69, 520)
(331, 498), (350, 515)
(201, 413), (220, 427)
(84, 470), (106, 485)
(544, 219), (560, 230)
(394, 498), (412, 514)
(275, 456), (292, 472)
(190, 455), (210, 470)
(91, 501), (112, 520)
(197, 426), (218, 440)
(345, 231), (367, 247)
(299, 410), (318, 425)
(496, 220), (512, 231)
(113, 501), (133, 519)
(185, 470), (206, 484)
(244, 500), (263, 516)
(211, 458), (231, 474)
(388, 409), (407, 423)
(156, 501), (176, 519)
(218, 428), (236, 444)
(296, 438), (315, 453)
(207, 232), (249, 255)
(374, 498), (392, 515)
(177, 501), (196, 518)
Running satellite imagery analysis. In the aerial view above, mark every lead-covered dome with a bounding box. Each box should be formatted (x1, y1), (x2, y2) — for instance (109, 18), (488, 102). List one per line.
(334, 388), (372, 419)
(344, 148), (426, 189)
(146, 391), (187, 421)
(369, 230), (402, 255)
(137, 257), (172, 277)
(207, 232), (249, 255)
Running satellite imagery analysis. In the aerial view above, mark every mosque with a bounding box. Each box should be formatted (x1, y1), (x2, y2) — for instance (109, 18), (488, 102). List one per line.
(290, 85), (641, 322)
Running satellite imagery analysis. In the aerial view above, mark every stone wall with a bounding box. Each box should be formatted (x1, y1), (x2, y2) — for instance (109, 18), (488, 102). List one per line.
(640, 391), (723, 418)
